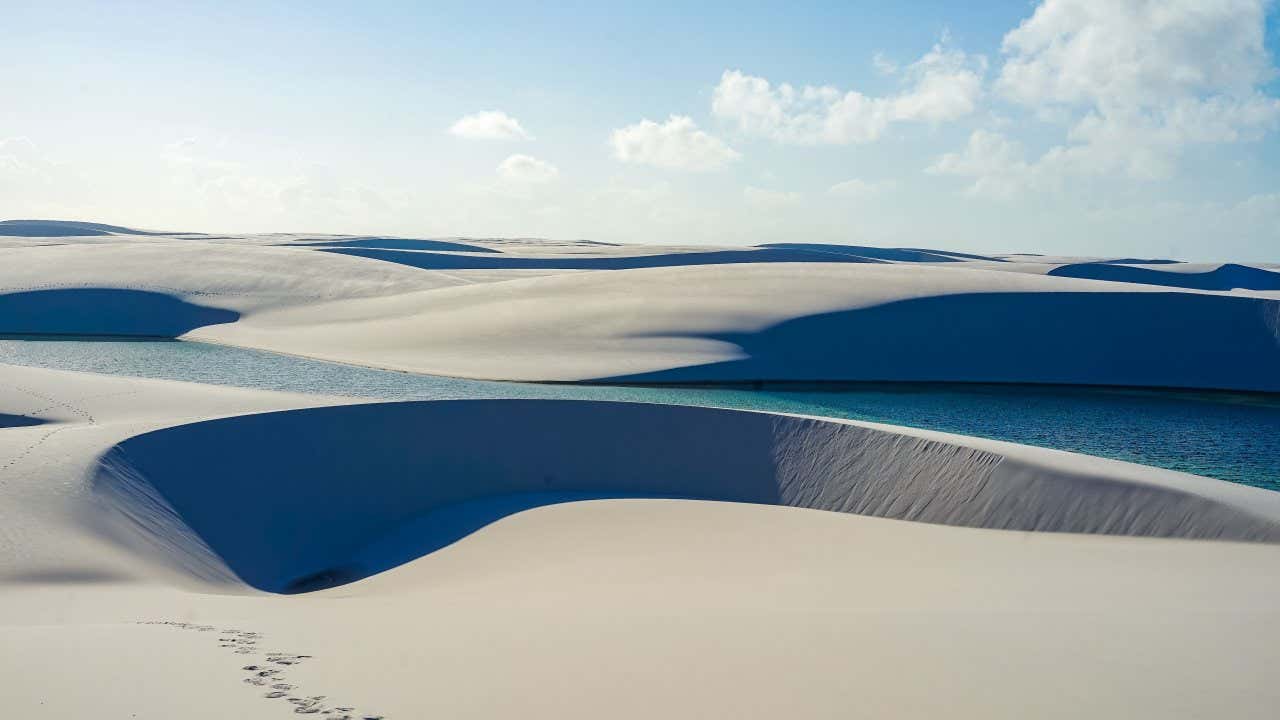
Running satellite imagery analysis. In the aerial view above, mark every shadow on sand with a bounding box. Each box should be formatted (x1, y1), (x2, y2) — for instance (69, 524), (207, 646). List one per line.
(321, 246), (884, 270)
(286, 237), (501, 253)
(93, 399), (1280, 594)
(603, 291), (1280, 393)
(0, 413), (46, 429)
(1048, 262), (1280, 291)
(0, 219), (175, 237)
(758, 243), (1004, 263)
(0, 288), (239, 337)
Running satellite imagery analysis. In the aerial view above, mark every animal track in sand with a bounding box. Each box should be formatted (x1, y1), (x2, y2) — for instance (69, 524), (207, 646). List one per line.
(139, 620), (387, 718)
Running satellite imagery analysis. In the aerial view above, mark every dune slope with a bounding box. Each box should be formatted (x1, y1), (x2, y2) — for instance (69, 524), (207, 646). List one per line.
(95, 399), (1280, 592)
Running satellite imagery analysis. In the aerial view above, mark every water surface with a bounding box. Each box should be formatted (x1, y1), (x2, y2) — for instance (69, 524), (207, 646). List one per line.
(1, 336), (1277, 492)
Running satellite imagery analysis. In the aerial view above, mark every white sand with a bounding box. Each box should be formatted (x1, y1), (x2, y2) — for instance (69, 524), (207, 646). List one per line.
(2, 229), (1278, 387)
(2, 224), (1280, 717)
(0, 364), (1277, 717)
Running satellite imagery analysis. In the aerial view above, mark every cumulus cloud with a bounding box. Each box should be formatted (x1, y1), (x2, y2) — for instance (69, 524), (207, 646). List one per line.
(449, 111), (531, 141)
(610, 115), (740, 171)
(497, 154), (559, 183)
(927, 130), (1035, 199)
(938, 0), (1280, 195)
(744, 186), (802, 206)
(997, 0), (1274, 113)
(712, 40), (985, 145)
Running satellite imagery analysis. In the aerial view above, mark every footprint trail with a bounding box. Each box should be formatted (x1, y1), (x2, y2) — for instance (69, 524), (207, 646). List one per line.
(140, 620), (385, 719)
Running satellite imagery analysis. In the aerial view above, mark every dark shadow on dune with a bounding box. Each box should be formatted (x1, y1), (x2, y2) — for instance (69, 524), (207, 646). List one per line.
(0, 412), (46, 428)
(93, 399), (1280, 594)
(0, 219), (175, 237)
(1093, 258), (1182, 265)
(285, 237), (501, 253)
(322, 246), (883, 270)
(95, 401), (786, 593)
(603, 291), (1280, 393)
(759, 243), (1003, 263)
(0, 289), (239, 337)
(1049, 262), (1280, 290)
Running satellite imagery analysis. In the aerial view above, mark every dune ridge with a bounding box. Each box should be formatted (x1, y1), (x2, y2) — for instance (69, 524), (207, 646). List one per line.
(93, 399), (1280, 593)
(1049, 261), (1280, 290)
(3, 230), (1278, 391)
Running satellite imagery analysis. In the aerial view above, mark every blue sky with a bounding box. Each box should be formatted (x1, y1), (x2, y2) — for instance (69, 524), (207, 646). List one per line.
(2, 1), (1279, 261)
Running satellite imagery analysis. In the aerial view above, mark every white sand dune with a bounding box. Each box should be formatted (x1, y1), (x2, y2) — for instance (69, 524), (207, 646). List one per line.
(2, 227), (1277, 389)
(96, 399), (1280, 593)
(1, 364), (1279, 718)
(3, 223), (1280, 717)
(1048, 261), (1280, 291)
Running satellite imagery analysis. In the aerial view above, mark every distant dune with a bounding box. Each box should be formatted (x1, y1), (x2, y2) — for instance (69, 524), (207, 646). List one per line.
(0, 219), (176, 237)
(1049, 261), (1280, 291)
(321, 245), (884, 270)
(2, 222), (1277, 391)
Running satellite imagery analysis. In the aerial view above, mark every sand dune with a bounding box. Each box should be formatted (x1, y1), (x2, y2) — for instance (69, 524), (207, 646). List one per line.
(192, 261), (1280, 389)
(0, 219), (174, 237)
(759, 242), (1005, 262)
(1, 364), (1279, 718)
(3, 225), (1277, 390)
(94, 398), (1280, 593)
(3, 225), (1280, 720)
(0, 288), (239, 337)
(287, 237), (502, 253)
(1049, 261), (1280, 290)
(322, 244), (884, 270)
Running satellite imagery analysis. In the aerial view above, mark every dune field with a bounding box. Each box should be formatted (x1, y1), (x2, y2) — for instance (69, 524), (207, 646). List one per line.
(2, 220), (1280, 718)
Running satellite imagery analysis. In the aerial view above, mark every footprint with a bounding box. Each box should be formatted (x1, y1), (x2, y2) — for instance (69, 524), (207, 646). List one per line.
(265, 691), (289, 699)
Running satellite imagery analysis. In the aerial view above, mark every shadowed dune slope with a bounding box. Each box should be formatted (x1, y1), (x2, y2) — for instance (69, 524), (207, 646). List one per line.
(1093, 258), (1182, 265)
(0, 219), (172, 237)
(285, 237), (501, 253)
(0, 412), (45, 428)
(1048, 262), (1280, 290)
(0, 288), (239, 337)
(607, 291), (1280, 392)
(322, 246), (884, 270)
(93, 400), (1280, 593)
(759, 243), (1004, 263)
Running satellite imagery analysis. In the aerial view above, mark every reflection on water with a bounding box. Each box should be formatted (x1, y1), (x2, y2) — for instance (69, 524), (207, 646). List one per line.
(1, 336), (1277, 492)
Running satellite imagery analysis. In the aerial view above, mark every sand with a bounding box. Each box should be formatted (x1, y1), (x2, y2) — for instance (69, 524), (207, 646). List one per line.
(2, 222), (1279, 718)
(2, 226), (1278, 387)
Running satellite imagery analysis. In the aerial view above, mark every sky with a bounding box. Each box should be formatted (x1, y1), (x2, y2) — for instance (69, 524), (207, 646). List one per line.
(2, 0), (1279, 261)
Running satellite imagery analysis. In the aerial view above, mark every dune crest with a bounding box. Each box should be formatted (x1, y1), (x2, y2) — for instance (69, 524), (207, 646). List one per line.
(94, 400), (1280, 593)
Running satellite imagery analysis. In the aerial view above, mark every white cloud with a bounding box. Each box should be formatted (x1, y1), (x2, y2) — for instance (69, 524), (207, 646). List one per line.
(0, 136), (40, 169)
(744, 186), (801, 206)
(712, 40), (985, 145)
(927, 130), (1036, 199)
(998, 0), (1274, 112)
(827, 178), (897, 198)
(610, 115), (740, 171)
(872, 53), (898, 76)
(497, 154), (559, 183)
(938, 0), (1280, 195)
(449, 111), (531, 141)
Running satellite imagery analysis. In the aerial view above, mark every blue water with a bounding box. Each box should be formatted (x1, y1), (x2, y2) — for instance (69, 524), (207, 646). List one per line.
(1, 337), (1277, 492)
